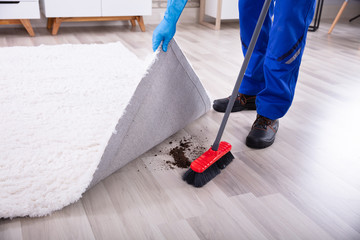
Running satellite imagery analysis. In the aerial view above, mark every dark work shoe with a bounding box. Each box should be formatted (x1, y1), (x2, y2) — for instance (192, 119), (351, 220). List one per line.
(213, 93), (256, 112)
(246, 114), (279, 149)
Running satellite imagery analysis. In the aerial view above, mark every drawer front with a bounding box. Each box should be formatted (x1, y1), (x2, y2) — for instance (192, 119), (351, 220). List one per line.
(41, 0), (101, 17)
(0, 0), (39, 2)
(0, 2), (40, 19)
(102, 0), (152, 17)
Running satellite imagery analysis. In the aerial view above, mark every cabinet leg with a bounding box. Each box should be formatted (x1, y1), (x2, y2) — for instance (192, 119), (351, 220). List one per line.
(130, 19), (136, 30)
(136, 16), (146, 32)
(47, 18), (55, 30)
(214, 0), (222, 30)
(199, 0), (205, 23)
(199, 0), (222, 30)
(19, 19), (35, 37)
(52, 18), (62, 35)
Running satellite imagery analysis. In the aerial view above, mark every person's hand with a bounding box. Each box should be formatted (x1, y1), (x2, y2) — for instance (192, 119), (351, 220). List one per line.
(152, 18), (176, 52)
(151, 0), (188, 52)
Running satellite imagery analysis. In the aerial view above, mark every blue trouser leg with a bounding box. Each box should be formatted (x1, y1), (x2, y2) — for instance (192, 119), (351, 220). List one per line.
(238, 0), (315, 120)
(238, 0), (274, 95)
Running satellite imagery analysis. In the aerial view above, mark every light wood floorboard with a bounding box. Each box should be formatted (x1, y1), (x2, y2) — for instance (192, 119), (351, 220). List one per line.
(0, 20), (360, 239)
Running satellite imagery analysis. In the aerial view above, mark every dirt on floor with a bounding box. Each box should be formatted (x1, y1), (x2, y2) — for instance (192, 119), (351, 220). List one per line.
(164, 137), (207, 169)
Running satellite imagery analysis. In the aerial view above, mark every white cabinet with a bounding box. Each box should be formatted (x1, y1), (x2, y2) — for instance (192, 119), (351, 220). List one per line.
(102, 0), (151, 17)
(0, 0), (40, 19)
(40, 0), (152, 35)
(41, 0), (101, 17)
(204, 0), (238, 20)
(199, 0), (238, 30)
(0, 0), (40, 36)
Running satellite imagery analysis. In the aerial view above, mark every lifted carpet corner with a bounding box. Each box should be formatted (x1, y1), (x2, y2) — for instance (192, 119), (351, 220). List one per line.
(89, 40), (211, 188)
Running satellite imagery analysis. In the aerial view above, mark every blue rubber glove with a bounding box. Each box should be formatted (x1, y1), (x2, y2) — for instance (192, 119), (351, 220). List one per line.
(152, 0), (188, 52)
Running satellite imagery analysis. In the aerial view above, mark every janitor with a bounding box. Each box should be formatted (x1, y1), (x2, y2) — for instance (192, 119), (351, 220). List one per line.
(152, 0), (316, 149)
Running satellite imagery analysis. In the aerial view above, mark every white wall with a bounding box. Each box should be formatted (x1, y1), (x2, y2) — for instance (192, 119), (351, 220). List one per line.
(321, 0), (360, 19)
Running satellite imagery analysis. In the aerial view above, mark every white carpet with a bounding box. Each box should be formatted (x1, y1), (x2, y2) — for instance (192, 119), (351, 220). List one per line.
(0, 42), (154, 218)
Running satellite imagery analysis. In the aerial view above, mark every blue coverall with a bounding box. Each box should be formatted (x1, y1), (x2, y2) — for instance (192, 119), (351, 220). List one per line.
(239, 0), (316, 120)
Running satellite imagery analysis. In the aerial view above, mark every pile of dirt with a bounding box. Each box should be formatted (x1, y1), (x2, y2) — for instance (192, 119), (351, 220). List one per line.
(145, 134), (208, 171)
(168, 140), (191, 168)
(165, 137), (206, 169)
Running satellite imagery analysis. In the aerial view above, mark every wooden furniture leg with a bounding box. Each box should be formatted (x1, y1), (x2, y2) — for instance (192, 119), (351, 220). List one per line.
(214, 0), (222, 30)
(52, 18), (62, 35)
(0, 19), (35, 36)
(19, 19), (35, 37)
(130, 19), (136, 29)
(199, 0), (206, 26)
(47, 18), (55, 30)
(199, 0), (223, 30)
(136, 16), (146, 32)
(328, 0), (348, 34)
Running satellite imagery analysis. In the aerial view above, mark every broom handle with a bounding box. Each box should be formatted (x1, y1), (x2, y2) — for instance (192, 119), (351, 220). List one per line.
(212, 0), (272, 151)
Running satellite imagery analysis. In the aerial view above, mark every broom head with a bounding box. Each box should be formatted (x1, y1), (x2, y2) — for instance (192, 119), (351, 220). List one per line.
(183, 141), (234, 187)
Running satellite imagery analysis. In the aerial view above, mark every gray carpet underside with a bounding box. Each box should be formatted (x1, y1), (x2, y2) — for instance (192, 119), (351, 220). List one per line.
(89, 39), (211, 189)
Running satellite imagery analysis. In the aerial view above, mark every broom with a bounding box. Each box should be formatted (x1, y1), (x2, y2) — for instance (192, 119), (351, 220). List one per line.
(183, 0), (272, 187)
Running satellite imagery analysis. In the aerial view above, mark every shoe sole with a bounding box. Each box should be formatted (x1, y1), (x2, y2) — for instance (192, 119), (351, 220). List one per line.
(245, 136), (275, 149)
(212, 104), (256, 113)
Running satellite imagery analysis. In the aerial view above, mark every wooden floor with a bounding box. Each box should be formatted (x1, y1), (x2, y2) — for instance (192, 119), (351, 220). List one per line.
(1, 20), (360, 239)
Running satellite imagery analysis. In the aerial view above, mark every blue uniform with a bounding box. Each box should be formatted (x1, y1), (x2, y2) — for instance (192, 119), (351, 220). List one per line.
(238, 0), (316, 120)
